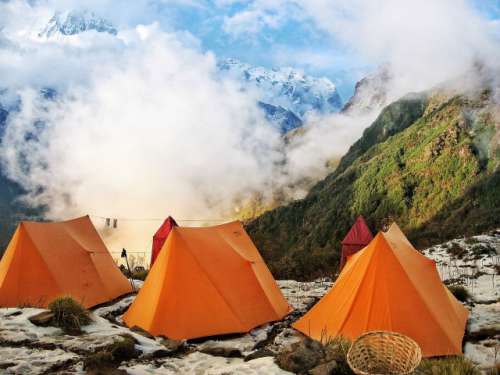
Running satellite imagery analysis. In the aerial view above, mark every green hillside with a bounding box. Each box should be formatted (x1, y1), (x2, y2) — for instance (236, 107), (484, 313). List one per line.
(246, 88), (500, 280)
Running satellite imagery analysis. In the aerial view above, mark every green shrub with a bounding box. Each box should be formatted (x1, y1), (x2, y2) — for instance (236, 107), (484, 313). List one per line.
(108, 334), (138, 362)
(48, 296), (91, 334)
(415, 356), (480, 375)
(323, 336), (354, 375)
(83, 351), (114, 371)
(448, 285), (471, 302)
(131, 269), (148, 281)
(83, 335), (138, 372)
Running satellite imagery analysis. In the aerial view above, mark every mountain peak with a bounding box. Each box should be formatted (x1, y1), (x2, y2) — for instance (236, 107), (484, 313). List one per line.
(218, 58), (342, 118)
(39, 10), (117, 38)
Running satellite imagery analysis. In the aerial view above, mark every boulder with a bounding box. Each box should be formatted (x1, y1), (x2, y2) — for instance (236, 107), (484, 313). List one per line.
(199, 345), (243, 358)
(160, 337), (184, 352)
(244, 348), (275, 362)
(277, 338), (324, 373)
(309, 360), (338, 375)
(28, 310), (55, 326)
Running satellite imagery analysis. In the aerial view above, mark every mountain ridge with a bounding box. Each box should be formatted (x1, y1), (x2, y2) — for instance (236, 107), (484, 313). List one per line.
(246, 86), (500, 280)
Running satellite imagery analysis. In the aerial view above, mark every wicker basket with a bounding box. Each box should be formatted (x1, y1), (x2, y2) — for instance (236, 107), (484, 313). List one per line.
(347, 331), (422, 375)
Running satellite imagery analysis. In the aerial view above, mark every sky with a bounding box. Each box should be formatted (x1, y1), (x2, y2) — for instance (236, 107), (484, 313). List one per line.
(1, 0), (499, 98)
(0, 0), (499, 254)
(77, 0), (500, 99)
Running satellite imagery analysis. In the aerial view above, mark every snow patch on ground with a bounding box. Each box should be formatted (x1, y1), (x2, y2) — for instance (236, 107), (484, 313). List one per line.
(0, 232), (498, 374)
(424, 231), (500, 370)
(0, 346), (77, 374)
(122, 352), (292, 375)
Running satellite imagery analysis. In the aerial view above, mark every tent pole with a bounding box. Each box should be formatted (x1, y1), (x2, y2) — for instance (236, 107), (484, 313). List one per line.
(121, 248), (135, 291)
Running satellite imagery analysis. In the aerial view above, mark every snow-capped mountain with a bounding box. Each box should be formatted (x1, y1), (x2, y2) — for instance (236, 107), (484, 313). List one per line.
(38, 10), (117, 38)
(219, 58), (343, 127)
(257, 102), (302, 133)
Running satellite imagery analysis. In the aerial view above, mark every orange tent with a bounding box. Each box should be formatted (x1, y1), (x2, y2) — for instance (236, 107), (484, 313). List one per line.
(0, 216), (133, 308)
(123, 221), (291, 340)
(293, 223), (468, 357)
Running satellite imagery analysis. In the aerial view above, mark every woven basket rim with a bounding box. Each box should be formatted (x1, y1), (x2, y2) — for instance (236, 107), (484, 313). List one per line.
(346, 330), (422, 375)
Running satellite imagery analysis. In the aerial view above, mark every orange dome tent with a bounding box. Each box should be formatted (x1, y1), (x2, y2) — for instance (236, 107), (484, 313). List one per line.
(293, 223), (468, 357)
(123, 221), (292, 340)
(0, 216), (133, 308)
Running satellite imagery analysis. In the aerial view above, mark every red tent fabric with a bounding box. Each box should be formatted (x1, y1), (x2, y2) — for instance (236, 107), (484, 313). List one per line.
(150, 217), (178, 267)
(339, 216), (373, 271)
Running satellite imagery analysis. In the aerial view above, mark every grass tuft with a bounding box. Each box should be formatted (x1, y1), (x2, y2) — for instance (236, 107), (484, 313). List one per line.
(415, 356), (480, 375)
(48, 296), (91, 334)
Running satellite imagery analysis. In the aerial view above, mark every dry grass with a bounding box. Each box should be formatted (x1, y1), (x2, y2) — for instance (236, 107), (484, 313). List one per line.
(48, 296), (91, 334)
(415, 356), (481, 375)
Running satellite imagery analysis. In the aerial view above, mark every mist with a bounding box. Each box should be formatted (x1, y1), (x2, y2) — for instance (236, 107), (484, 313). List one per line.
(1, 0), (499, 258)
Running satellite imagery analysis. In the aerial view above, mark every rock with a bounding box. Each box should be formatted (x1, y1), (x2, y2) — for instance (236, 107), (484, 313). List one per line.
(160, 337), (184, 352)
(309, 360), (338, 375)
(28, 310), (54, 326)
(199, 345), (243, 358)
(129, 325), (154, 339)
(274, 328), (302, 350)
(244, 348), (275, 361)
(86, 369), (127, 375)
(5, 310), (22, 317)
(148, 349), (171, 359)
(277, 339), (324, 373)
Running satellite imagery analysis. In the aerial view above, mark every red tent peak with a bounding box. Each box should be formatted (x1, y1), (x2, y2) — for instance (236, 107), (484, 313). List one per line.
(153, 216), (178, 239)
(341, 216), (373, 245)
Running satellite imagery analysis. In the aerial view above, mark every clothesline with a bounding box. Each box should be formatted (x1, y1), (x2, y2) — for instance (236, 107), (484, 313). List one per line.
(89, 214), (230, 223)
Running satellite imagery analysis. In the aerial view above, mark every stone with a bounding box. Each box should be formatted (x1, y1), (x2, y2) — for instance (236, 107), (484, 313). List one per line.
(199, 345), (243, 358)
(160, 337), (184, 352)
(277, 340), (324, 373)
(129, 325), (155, 339)
(309, 360), (338, 375)
(28, 310), (54, 326)
(244, 348), (275, 361)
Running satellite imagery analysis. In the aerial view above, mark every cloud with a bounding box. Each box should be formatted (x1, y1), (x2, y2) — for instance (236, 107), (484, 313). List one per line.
(222, 0), (302, 37)
(0, 19), (287, 251)
(1, 0), (499, 256)
(225, 0), (500, 101)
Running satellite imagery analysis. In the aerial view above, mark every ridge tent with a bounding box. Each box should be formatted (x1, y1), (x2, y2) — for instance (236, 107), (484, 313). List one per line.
(293, 223), (468, 357)
(0, 216), (133, 308)
(124, 221), (292, 340)
(150, 216), (177, 267)
(339, 215), (373, 271)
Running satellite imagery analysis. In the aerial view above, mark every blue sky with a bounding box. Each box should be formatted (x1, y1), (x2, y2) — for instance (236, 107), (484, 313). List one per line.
(139, 0), (500, 100)
(149, 2), (362, 100)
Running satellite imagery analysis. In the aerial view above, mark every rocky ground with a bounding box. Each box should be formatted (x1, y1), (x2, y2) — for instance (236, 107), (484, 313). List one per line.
(0, 232), (498, 374)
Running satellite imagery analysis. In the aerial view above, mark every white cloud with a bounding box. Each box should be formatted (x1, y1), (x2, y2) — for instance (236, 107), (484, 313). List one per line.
(225, 0), (500, 101)
(0, 18), (286, 250)
(1, 0), (499, 254)
(222, 0), (302, 36)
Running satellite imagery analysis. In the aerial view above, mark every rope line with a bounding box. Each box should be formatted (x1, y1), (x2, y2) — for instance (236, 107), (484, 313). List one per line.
(89, 214), (230, 223)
